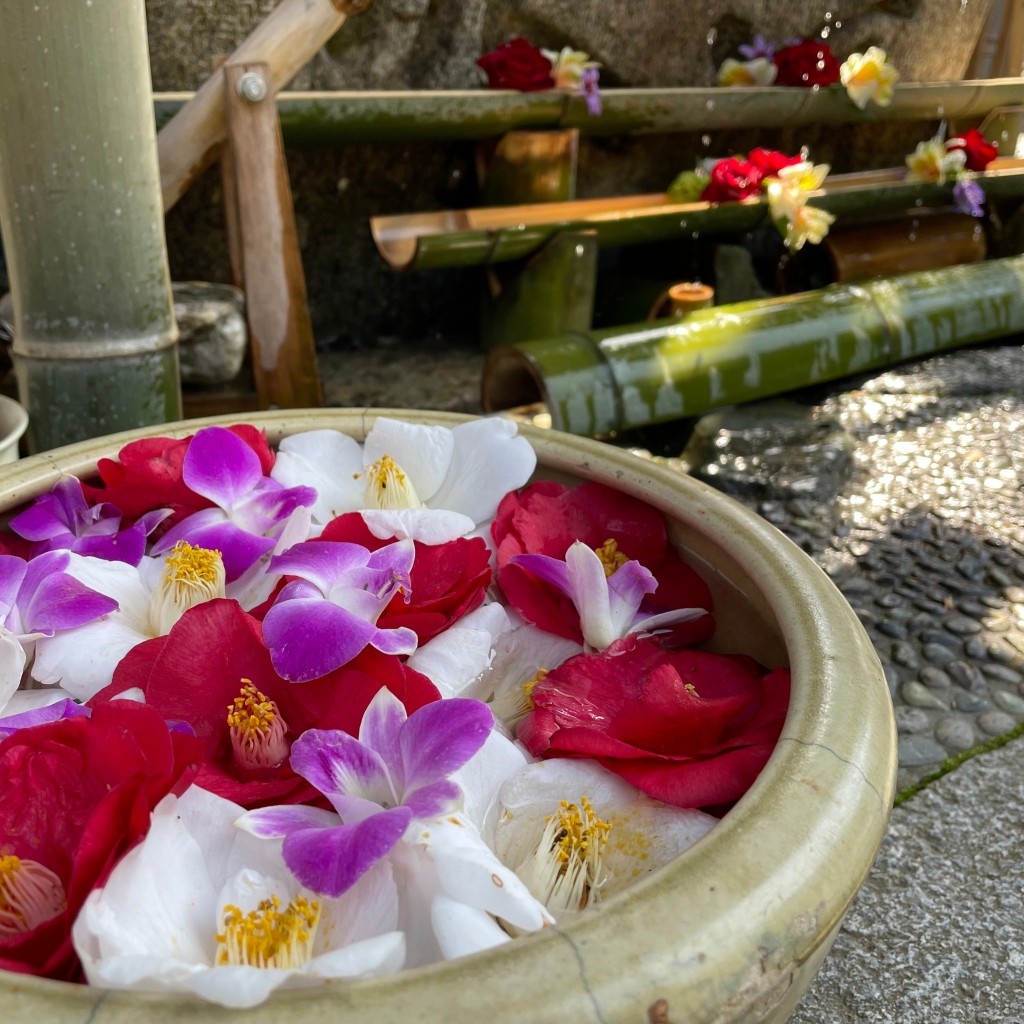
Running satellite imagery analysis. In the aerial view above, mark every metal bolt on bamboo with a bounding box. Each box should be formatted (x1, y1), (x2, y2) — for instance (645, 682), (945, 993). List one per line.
(481, 255), (1024, 437)
(0, 0), (182, 453)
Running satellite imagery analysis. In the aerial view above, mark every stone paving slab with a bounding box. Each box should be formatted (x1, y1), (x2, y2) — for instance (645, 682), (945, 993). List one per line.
(790, 736), (1024, 1024)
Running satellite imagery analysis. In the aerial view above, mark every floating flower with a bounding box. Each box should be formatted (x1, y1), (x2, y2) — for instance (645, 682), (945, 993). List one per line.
(716, 57), (778, 87)
(700, 156), (765, 203)
(150, 426), (316, 583)
(540, 46), (589, 89)
(738, 34), (776, 61)
(772, 39), (840, 88)
(236, 689), (495, 896)
(261, 538), (417, 682)
(512, 540), (708, 651)
(580, 64), (602, 116)
(953, 177), (986, 218)
(839, 46), (899, 109)
(747, 147), (805, 178)
(90, 599), (440, 808)
(271, 416), (536, 544)
(905, 136), (966, 184)
(84, 425), (275, 529)
(518, 633), (791, 809)
(73, 786), (405, 1006)
(946, 127), (998, 172)
(9, 476), (169, 565)
(494, 480), (713, 646)
(765, 161), (835, 251)
(476, 37), (554, 92)
(492, 759), (717, 919)
(0, 701), (200, 980)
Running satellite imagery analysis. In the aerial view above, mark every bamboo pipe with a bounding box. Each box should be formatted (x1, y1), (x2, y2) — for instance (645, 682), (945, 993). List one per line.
(152, 79), (1024, 145)
(481, 255), (1024, 437)
(157, 0), (373, 212)
(372, 159), (1024, 271)
(0, 0), (181, 452)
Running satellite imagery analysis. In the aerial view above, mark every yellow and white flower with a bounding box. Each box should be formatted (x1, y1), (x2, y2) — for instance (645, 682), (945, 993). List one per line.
(840, 46), (900, 109)
(717, 57), (778, 87)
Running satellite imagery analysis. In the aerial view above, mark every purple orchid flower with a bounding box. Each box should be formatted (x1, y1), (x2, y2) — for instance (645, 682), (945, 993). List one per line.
(9, 476), (169, 566)
(581, 65), (602, 116)
(513, 540), (706, 650)
(0, 551), (119, 638)
(150, 426), (316, 583)
(237, 688), (494, 897)
(262, 539), (418, 682)
(0, 697), (91, 740)
(953, 177), (986, 218)
(738, 34), (775, 61)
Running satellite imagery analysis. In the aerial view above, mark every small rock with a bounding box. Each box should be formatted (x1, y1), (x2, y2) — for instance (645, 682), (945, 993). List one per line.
(991, 690), (1024, 715)
(952, 688), (992, 713)
(894, 706), (931, 734)
(922, 643), (956, 667)
(947, 660), (986, 691)
(934, 716), (976, 751)
(944, 615), (982, 636)
(977, 710), (1017, 736)
(898, 734), (947, 766)
(173, 282), (247, 386)
(900, 681), (948, 711)
(891, 641), (920, 669)
(980, 663), (1022, 686)
(919, 666), (952, 689)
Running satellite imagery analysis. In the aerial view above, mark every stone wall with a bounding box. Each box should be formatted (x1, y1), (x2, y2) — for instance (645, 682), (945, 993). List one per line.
(146, 0), (996, 350)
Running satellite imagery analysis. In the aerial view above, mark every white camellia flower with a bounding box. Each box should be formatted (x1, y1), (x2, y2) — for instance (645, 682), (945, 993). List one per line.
(490, 759), (718, 921)
(73, 785), (405, 1008)
(270, 416), (537, 544)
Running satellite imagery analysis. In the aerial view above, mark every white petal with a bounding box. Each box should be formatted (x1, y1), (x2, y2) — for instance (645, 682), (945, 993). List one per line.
(450, 729), (528, 834)
(65, 554), (153, 633)
(431, 893), (511, 959)
(304, 931), (406, 979)
(429, 418), (537, 525)
(415, 815), (552, 932)
(361, 508), (475, 544)
(364, 418), (454, 503)
(31, 617), (149, 699)
(228, 505), (314, 610)
(272, 430), (365, 523)
(0, 630), (26, 714)
(1, 682), (74, 715)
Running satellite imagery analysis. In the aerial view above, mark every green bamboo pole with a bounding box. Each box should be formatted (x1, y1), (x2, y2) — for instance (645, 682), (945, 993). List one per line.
(153, 79), (1024, 144)
(0, 0), (181, 453)
(374, 161), (1024, 271)
(481, 255), (1024, 436)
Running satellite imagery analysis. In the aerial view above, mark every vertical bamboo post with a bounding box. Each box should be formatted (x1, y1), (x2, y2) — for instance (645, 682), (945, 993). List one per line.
(0, 0), (182, 453)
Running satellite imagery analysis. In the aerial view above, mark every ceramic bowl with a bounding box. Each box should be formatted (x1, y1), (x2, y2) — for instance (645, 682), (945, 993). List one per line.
(0, 409), (897, 1024)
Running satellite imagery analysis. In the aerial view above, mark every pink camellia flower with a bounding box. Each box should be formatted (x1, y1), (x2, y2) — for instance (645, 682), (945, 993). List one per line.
(518, 633), (790, 810)
(772, 39), (840, 88)
(493, 480), (713, 647)
(946, 127), (998, 172)
(700, 156), (766, 203)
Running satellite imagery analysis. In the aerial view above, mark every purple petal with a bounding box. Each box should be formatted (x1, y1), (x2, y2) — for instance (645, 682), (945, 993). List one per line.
(359, 687), (407, 777)
(0, 698), (90, 740)
(282, 808), (411, 897)
(367, 622), (418, 657)
(510, 552), (573, 597)
(0, 556), (27, 620)
(238, 803), (339, 840)
(155, 512), (275, 581)
(608, 559), (658, 606)
(399, 698), (493, 792)
(269, 541), (375, 594)
(289, 728), (392, 804)
(403, 779), (463, 819)
(73, 524), (147, 565)
(182, 426), (262, 508)
(20, 552), (119, 633)
(232, 479), (317, 536)
(264, 597), (378, 681)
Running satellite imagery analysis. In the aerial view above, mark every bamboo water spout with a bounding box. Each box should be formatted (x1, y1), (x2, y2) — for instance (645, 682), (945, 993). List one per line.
(481, 255), (1024, 437)
(372, 159), (1024, 272)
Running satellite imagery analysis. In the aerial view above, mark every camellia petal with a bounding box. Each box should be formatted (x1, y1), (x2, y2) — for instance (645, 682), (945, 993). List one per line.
(271, 429), (365, 523)
(182, 426), (263, 507)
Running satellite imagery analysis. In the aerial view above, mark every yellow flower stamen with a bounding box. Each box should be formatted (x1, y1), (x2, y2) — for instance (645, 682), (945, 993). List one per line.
(150, 540), (226, 635)
(361, 454), (423, 511)
(215, 893), (320, 969)
(0, 853), (66, 939)
(515, 796), (612, 914)
(594, 538), (628, 577)
(226, 680), (290, 769)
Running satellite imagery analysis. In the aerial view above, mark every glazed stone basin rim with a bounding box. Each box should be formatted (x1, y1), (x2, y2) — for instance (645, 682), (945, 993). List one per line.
(0, 408), (897, 1024)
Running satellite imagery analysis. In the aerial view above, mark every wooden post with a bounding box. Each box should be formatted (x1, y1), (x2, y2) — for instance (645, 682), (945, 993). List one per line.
(158, 0), (374, 213)
(223, 62), (323, 410)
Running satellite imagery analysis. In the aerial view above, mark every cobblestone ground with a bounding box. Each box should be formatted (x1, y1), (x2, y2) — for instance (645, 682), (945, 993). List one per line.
(321, 337), (1024, 795)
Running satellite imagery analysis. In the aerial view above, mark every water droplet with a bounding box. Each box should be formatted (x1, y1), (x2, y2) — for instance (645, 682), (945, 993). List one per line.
(691, 231), (700, 240)
(821, 27), (830, 38)
(706, 27), (717, 46)
(937, 105), (945, 117)
(701, 133), (711, 147)
(824, 9), (833, 20)
(834, 19), (842, 27)
(706, 98), (715, 111)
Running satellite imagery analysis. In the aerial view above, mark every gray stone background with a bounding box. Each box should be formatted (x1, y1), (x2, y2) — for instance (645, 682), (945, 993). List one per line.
(142, 0), (995, 351)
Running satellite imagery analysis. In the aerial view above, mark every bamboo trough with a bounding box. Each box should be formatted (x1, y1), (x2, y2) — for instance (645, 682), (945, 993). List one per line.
(370, 158), (1024, 272)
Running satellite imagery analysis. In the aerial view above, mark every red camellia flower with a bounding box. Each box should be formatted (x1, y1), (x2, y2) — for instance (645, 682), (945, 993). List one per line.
(773, 39), (840, 87)
(90, 598), (441, 808)
(747, 147), (804, 177)
(700, 156), (766, 203)
(476, 37), (555, 91)
(494, 480), (714, 645)
(946, 127), (998, 172)
(0, 701), (201, 980)
(320, 513), (492, 645)
(82, 424), (275, 528)
(518, 633), (790, 809)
